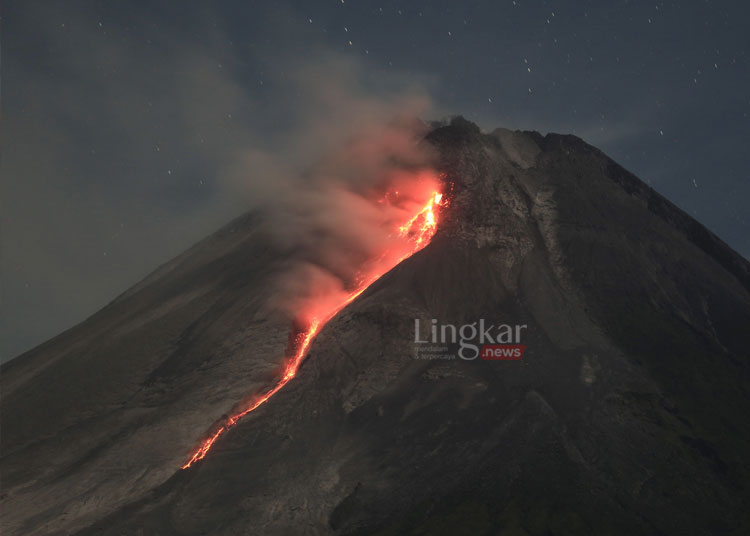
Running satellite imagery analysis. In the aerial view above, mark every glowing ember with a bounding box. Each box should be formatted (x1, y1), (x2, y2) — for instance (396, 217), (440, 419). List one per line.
(181, 188), (447, 469)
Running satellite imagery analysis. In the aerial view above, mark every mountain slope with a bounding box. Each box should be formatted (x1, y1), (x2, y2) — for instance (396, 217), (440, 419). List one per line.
(2, 118), (749, 535)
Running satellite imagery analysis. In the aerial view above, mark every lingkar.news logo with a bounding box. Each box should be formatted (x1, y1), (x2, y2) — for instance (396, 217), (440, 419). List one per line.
(413, 319), (527, 361)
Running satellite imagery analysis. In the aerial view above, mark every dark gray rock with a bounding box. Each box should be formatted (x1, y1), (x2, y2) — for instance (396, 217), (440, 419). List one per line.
(2, 118), (749, 535)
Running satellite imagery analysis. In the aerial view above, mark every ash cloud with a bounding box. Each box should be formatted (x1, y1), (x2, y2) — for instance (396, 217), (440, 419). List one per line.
(221, 54), (440, 323)
(1, 3), (438, 359)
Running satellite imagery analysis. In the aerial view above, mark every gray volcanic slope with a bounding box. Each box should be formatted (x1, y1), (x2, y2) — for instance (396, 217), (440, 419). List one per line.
(2, 118), (749, 535)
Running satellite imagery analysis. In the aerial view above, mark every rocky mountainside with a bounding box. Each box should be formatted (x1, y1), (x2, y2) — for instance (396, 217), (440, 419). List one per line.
(2, 118), (749, 535)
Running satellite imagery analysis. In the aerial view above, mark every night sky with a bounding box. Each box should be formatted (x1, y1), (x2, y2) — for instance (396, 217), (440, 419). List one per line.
(2, 1), (749, 361)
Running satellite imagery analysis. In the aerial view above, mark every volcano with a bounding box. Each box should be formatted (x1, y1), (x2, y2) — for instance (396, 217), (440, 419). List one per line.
(2, 117), (749, 535)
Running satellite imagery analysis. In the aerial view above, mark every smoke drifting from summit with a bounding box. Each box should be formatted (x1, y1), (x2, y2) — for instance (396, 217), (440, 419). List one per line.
(218, 53), (441, 322)
(1, 0), (440, 361)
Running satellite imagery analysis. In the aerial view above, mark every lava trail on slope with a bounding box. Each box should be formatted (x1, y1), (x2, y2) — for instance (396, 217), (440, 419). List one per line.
(181, 189), (447, 469)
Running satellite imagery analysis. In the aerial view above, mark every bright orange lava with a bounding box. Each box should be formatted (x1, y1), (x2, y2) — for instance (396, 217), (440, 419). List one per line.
(181, 188), (446, 469)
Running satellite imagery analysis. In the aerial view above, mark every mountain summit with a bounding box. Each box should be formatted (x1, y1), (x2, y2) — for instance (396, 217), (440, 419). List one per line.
(2, 118), (749, 535)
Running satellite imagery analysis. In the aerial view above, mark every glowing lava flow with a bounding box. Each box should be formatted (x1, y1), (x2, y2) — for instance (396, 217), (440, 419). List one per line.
(181, 190), (446, 469)
(180, 320), (320, 469)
